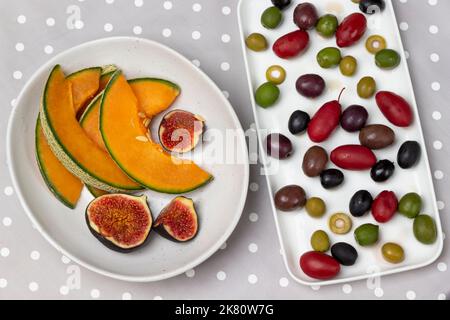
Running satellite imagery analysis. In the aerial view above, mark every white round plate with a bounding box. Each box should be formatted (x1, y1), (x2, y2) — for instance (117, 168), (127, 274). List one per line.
(7, 37), (249, 282)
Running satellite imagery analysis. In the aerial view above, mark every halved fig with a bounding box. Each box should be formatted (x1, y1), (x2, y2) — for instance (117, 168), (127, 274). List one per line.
(158, 110), (205, 153)
(85, 194), (152, 252)
(154, 196), (198, 242)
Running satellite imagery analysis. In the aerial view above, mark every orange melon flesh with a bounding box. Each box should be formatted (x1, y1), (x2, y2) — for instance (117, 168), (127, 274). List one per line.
(67, 67), (101, 115)
(100, 72), (212, 194)
(40, 65), (141, 191)
(129, 78), (180, 118)
(80, 94), (107, 152)
(35, 120), (83, 208)
(80, 78), (178, 150)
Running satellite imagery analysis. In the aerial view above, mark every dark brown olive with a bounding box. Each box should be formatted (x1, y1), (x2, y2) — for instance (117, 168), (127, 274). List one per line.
(371, 160), (395, 182)
(274, 185), (306, 211)
(340, 105), (368, 132)
(293, 3), (318, 30)
(289, 110), (310, 134)
(359, 125), (395, 150)
(302, 146), (328, 177)
(320, 169), (344, 189)
(266, 133), (293, 159)
(296, 74), (326, 98)
(349, 190), (373, 217)
(398, 141), (421, 169)
(331, 242), (358, 266)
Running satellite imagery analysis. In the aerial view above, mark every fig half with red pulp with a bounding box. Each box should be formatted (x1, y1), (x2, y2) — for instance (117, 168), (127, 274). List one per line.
(159, 110), (205, 153)
(154, 196), (199, 242)
(85, 194), (152, 252)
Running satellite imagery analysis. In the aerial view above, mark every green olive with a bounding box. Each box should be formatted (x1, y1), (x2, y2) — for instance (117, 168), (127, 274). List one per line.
(255, 82), (280, 108)
(266, 65), (286, 85)
(354, 223), (379, 246)
(413, 215), (437, 245)
(399, 193), (422, 219)
(245, 33), (268, 52)
(261, 6), (283, 29)
(375, 49), (401, 69)
(329, 213), (352, 235)
(366, 35), (387, 54)
(305, 197), (326, 218)
(339, 56), (358, 77)
(382, 243), (405, 264)
(316, 14), (338, 38)
(357, 76), (377, 99)
(317, 47), (342, 69)
(310, 230), (330, 252)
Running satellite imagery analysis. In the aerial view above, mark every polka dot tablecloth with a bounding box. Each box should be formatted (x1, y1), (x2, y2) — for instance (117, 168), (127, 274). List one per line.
(0, 0), (449, 300)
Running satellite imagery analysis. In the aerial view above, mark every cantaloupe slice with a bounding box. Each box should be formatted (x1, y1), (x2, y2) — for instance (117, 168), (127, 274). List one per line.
(79, 94), (107, 152)
(100, 71), (212, 194)
(67, 67), (101, 115)
(80, 77), (179, 149)
(40, 65), (142, 192)
(129, 78), (180, 118)
(35, 119), (83, 208)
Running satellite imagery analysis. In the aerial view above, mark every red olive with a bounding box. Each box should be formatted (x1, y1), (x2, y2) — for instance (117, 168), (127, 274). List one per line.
(331, 145), (377, 170)
(372, 191), (398, 223)
(273, 30), (310, 59)
(336, 13), (367, 48)
(375, 91), (414, 127)
(307, 91), (344, 143)
(300, 251), (340, 280)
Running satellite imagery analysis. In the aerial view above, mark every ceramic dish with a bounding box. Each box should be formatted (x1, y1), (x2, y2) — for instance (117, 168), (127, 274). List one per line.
(238, 0), (443, 286)
(7, 37), (249, 282)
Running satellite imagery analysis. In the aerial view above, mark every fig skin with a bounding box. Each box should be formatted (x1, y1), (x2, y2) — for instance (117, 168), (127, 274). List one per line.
(154, 196), (199, 243)
(85, 194), (153, 253)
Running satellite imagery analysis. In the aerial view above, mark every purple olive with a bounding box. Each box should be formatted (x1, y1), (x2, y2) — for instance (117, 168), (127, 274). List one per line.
(266, 133), (293, 159)
(296, 74), (326, 98)
(340, 105), (369, 132)
(293, 3), (319, 30)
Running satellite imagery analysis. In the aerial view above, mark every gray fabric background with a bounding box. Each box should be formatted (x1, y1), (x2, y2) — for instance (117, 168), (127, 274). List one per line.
(1, 0), (449, 299)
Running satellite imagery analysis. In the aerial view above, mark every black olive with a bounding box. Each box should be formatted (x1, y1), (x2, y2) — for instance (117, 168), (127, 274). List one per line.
(397, 141), (421, 169)
(371, 160), (395, 182)
(320, 169), (344, 189)
(349, 190), (373, 217)
(331, 243), (358, 266)
(288, 110), (310, 135)
(359, 0), (386, 15)
(271, 0), (291, 10)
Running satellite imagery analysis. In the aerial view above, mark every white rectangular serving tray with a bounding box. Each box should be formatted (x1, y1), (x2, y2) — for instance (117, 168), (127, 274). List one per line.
(238, 0), (443, 286)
